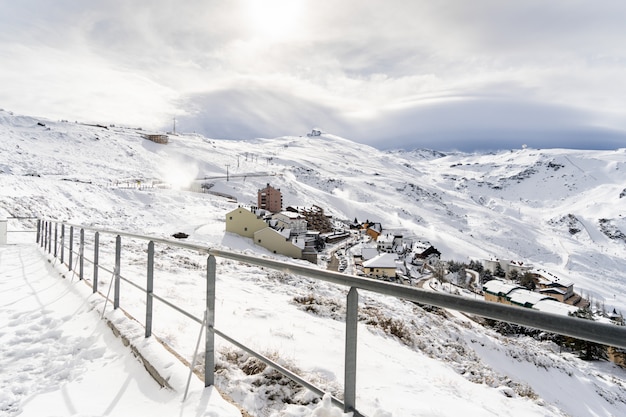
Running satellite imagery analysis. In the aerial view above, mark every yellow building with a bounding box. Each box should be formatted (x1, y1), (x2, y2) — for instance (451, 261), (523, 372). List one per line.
(362, 253), (398, 278)
(225, 207), (268, 238)
(253, 227), (303, 259)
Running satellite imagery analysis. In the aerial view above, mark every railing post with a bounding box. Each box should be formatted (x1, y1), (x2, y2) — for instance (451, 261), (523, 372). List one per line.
(48, 221), (52, 254)
(114, 235), (121, 309)
(145, 241), (154, 338)
(93, 232), (99, 293)
(36, 219), (41, 244)
(69, 226), (74, 271)
(60, 224), (65, 264)
(205, 254), (216, 387)
(344, 287), (359, 413)
(54, 223), (58, 258)
(79, 228), (84, 280)
(42, 221), (47, 249)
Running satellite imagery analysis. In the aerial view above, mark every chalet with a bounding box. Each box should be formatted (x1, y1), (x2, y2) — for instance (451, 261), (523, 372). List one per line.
(412, 241), (441, 264)
(362, 253), (398, 278)
(363, 222), (382, 240)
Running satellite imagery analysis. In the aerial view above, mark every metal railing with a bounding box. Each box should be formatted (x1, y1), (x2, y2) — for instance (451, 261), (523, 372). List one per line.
(36, 219), (626, 416)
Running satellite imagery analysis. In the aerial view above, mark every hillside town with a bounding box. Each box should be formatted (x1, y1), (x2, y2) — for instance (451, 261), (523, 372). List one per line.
(226, 183), (626, 367)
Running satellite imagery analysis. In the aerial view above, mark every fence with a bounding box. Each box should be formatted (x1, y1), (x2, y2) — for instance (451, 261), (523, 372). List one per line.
(36, 219), (626, 416)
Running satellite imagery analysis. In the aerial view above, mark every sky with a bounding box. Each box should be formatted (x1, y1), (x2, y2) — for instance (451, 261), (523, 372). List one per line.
(1, 0), (626, 151)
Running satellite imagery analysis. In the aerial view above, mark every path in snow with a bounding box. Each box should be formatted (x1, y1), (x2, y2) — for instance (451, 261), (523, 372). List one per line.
(0, 243), (241, 417)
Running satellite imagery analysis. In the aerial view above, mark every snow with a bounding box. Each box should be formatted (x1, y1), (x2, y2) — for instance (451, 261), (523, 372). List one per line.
(1, 109), (626, 416)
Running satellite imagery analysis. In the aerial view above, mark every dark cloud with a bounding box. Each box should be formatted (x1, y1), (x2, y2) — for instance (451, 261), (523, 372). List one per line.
(347, 98), (626, 151)
(172, 87), (348, 139)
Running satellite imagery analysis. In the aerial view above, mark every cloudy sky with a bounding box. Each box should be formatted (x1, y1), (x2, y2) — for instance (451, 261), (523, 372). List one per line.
(2, 0), (626, 151)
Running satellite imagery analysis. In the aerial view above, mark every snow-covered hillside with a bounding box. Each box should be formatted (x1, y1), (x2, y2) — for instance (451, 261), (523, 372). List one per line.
(1, 109), (625, 416)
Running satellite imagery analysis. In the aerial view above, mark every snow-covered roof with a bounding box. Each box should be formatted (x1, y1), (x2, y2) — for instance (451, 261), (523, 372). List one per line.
(482, 280), (522, 296)
(361, 247), (379, 261)
(276, 211), (304, 220)
(363, 253), (398, 268)
(508, 289), (552, 307)
(377, 233), (395, 244)
(533, 269), (573, 288)
(532, 300), (580, 316)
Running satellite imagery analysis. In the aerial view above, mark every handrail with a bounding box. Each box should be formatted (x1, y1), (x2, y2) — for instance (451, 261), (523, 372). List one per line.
(36, 219), (626, 416)
(56, 220), (626, 349)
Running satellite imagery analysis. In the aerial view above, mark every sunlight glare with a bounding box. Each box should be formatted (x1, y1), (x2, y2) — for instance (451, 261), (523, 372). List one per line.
(243, 0), (304, 40)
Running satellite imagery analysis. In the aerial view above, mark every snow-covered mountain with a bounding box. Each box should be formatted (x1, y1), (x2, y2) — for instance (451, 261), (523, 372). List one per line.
(1, 109), (625, 417)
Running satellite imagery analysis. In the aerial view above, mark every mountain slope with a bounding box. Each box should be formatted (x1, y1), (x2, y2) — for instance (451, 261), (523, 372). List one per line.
(1, 109), (625, 416)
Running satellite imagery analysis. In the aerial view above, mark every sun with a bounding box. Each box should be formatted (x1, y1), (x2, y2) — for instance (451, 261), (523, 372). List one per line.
(243, 0), (305, 40)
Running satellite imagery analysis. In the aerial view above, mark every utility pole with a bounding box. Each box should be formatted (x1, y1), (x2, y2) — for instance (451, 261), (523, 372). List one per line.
(172, 118), (176, 135)
(225, 164), (230, 181)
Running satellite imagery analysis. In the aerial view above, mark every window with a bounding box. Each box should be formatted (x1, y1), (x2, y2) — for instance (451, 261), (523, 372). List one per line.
(258, 239), (262, 243)
(229, 216), (233, 220)
(244, 227), (248, 231)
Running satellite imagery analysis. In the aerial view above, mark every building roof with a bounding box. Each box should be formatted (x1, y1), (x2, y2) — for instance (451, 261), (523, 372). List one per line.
(276, 211), (304, 220)
(361, 247), (379, 261)
(363, 253), (398, 268)
(482, 280), (522, 296)
(532, 299), (580, 316)
(377, 233), (395, 244)
(533, 269), (574, 288)
(508, 289), (552, 307)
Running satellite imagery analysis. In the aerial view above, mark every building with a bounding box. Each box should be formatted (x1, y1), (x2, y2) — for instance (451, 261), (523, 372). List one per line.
(272, 211), (308, 235)
(225, 206), (269, 238)
(142, 133), (168, 144)
(483, 280), (523, 304)
(258, 183), (283, 213)
(253, 227), (302, 259)
(225, 205), (317, 263)
(363, 222), (383, 240)
(286, 205), (333, 233)
(483, 279), (580, 316)
(482, 258), (533, 278)
(533, 270), (574, 301)
(362, 253), (398, 278)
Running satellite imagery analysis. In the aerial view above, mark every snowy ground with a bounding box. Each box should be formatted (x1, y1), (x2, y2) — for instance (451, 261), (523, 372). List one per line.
(2, 110), (626, 416)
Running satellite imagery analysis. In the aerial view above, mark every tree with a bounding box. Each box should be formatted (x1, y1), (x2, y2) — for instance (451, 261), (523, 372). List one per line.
(519, 272), (536, 290)
(494, 263), (506, 278)
(564, 308), (607, 361)
(480, 269), (494, 285)
(468, 260), (484, 273)
(508, 269), (519, 282)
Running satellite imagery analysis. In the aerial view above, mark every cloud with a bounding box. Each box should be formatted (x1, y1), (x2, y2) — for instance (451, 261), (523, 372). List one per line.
(1, 1), (626, 151)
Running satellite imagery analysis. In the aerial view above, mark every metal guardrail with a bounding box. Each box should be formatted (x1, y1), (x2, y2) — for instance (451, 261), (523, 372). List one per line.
(36, 219), (626, 416)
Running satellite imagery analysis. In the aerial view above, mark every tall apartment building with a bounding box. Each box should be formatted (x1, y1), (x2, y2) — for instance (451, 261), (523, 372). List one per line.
(258, 183), (283, 213)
